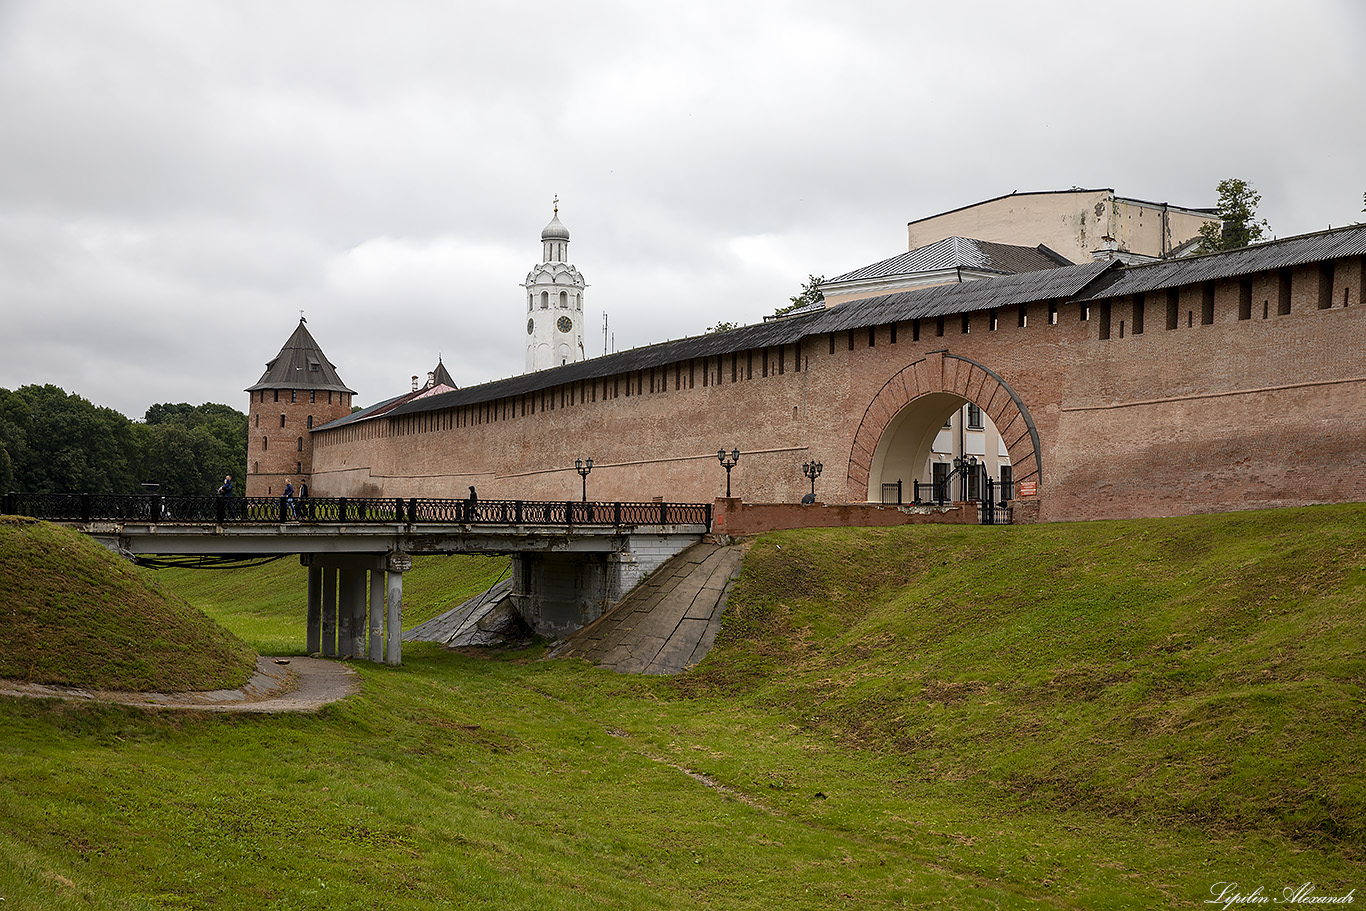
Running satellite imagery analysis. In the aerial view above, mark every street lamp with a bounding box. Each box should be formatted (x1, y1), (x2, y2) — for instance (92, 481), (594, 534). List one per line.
(574, 457), (594, 502)
(717, 448), (740, 497)
(802, 460), (823, 502)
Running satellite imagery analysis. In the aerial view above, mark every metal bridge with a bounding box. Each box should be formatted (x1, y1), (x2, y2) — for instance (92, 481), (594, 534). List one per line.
(6, 492), (714, 666)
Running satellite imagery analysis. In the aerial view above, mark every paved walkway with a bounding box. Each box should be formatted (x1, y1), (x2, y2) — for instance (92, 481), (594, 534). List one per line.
(549, 541), (745, 675)
(0, 657), (358, 713)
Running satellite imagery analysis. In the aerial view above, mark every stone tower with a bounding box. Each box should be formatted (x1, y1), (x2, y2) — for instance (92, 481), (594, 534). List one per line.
(523, 199), (587, 372)
(245, 319), (355, 497)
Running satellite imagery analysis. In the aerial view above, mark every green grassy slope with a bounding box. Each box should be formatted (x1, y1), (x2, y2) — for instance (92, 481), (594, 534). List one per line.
(0, 517), (257, 691)
(683, 505), (1366, 849)
(0, 506), (1361, 909)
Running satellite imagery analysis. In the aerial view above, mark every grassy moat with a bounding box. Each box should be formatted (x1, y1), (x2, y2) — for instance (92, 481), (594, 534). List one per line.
(1, 506), (1362, 909)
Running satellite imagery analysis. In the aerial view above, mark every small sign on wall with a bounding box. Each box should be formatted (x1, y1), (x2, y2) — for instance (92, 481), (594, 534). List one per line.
(1018, 480), (1037, 497)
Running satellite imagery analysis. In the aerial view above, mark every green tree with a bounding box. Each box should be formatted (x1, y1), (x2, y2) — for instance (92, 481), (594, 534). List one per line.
(1198, 178), (1271, 253)
(8, 385), (138, 493)
(773, 274), (825, 317)
(707, 320), (739, 334)
(138, 402), (247, 495)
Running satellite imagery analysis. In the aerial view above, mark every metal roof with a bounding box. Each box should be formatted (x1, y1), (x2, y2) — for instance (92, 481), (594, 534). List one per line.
(828, 236), (1072, 284)
(1075, 224), (1366, 301)
(332, 224), (1366, 424)
(802, 260), (1117, 334)
(247, 319), (356, 394)
(367, 261), (1116, 421)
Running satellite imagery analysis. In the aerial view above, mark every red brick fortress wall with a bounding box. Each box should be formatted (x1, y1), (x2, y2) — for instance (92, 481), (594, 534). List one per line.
(308, 250), (1366, 523)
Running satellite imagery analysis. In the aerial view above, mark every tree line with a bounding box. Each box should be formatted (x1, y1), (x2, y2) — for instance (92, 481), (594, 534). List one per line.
(0, 385), (247, 496)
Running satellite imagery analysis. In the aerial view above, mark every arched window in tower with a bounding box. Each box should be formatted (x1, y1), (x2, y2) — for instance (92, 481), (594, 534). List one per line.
(541, 291), (549, 309)
(262, 437), (268, 450)
(297, 437), (303, 451)
(576, 293), (582, 310)
(560, 291), (568, 308)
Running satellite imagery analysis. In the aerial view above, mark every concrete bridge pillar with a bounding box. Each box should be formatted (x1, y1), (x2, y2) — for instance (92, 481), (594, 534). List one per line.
(302, 553), (407, 666)
(384, 551), (410, 666)
(368, 570), (385, 662)
(320, 567), (338, 657)
(306, 566), (322, 654)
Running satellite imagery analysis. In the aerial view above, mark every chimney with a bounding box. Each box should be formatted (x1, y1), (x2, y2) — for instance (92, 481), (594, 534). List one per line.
(427, 371), (436, 387)
(411, 375), (419, 392)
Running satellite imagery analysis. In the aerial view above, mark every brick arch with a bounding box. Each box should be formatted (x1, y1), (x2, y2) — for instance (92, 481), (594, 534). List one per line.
(845, 351), (1043, 497)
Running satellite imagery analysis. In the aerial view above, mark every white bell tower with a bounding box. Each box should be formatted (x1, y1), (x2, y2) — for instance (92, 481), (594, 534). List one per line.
(523, 197), (587, 372)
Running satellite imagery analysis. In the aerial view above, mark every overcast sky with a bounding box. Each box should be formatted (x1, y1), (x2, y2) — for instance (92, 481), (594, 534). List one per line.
(2, 0), (1363, 419)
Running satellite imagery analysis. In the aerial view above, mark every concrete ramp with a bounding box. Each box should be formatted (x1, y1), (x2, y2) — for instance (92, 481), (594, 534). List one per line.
(403, 577), (526, 647)
(549, 541), (744, 675)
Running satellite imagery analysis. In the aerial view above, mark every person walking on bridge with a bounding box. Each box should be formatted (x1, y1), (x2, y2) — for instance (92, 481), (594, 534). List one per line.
(217, 475), (235, 520)
(284, 479), (296, 520)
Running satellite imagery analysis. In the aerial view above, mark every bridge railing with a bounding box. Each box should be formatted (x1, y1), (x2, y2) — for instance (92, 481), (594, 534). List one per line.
(2, 492), (713, 530)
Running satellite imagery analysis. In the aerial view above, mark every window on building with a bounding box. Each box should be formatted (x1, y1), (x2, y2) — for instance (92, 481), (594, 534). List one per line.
(932, 461), (949, 498)
(297, 437), (303, 451)
(310, 390), (316, 404)
(307, 415), (313, 429)
(262, 437), (268, 450)
(1048, 303), (1058, 325)
(1201, 283), (1215, 325)
(966, 404), (983, 430)
(1167, 288), (1180, 330)
(296, 461), (302, 474)
(280, 414), (286, 427)
(274, 390), (279, 403)
(1000, 465), (1013, 499)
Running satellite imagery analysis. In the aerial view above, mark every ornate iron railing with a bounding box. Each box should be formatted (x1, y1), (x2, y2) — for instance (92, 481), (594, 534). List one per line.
(1, 492), (712, 530)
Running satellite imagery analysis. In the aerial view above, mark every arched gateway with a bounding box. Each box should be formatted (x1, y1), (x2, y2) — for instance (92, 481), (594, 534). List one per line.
(847, 351), (1042, 503)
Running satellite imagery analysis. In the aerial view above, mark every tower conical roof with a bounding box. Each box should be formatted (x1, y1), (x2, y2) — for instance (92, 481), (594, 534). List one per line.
(247, 319), (356, 393)
(431, 358), (456, 389)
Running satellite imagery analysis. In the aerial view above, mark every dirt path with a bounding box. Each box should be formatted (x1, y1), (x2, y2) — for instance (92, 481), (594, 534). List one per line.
(0, 656), (359, 713)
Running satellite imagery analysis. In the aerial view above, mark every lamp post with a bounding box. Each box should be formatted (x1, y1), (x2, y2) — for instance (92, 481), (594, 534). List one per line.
(802, 460), (823, 501)
(574, 457), (594, 502)
(717, 448), (740, 497)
